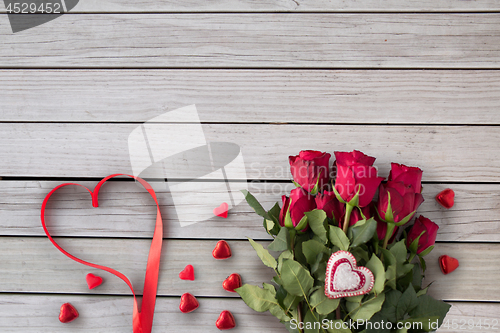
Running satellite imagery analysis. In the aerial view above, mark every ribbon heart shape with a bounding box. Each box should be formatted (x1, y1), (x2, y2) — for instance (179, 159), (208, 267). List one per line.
(325, 251), (374, 299)
(41, 174), (164, 333)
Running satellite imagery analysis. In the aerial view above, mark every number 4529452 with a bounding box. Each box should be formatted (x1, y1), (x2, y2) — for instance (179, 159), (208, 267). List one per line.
(6, 2), (63, 14)
(441, 319), (498, 330)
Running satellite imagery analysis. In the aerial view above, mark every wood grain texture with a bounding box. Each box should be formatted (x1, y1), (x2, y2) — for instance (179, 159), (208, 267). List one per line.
(0, 295), (495, 333)
(1, 181), (499, 242)
(2, 70), (500, 124)
(0, 123), (499, 181)
(2, 0), (500, 13)
(1, 14), (500, 68)
(423, 243), (500, 302)
(0, 237), (497, 301)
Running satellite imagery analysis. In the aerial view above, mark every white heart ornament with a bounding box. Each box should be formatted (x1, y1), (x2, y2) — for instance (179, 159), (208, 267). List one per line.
(325, 251), (374, 299)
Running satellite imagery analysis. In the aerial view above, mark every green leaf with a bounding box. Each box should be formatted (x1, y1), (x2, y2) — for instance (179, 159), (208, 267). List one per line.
(270, 304), (289, 322)
(268, 202), (281, 223)
(314, 262), (327, 282)
(409, 294), (451, 328)
(310, 289), (340, 315)
(409, 231), (425, 254)
(303, 309), (320, 333)
(329, 226), (350, 251)
(418, 245), (435, 257)
(268, 227), (290, 252)
(416, 286), (429, 297)
(311, 252), (324, 274)
(345, 295), (364, 303)
(278, 250), (294, 273)
(302, 239), (327, 266)
(306, 209), (328, 243)
(389, 240), (407, 264)
(285, 320), (301, 333)
(263, 282), (276, 295)
(325, 320), (352, 333)
(365, 313), (391, 333)
(378, 289), (402, 322)
(241, 190), (270, 220)
(295, 215), (309, 231)
(235, 284), (278, 312)
(346, 293), (386, 321)
(396, 285), (419, 320)
(350, 217), (377, 248)
(365, 254), (386, 295)
(400, 316), (441, 332)
(281, 259), (314, 297)
(248, 238), (277, 270)
(419, 256), (427, 272)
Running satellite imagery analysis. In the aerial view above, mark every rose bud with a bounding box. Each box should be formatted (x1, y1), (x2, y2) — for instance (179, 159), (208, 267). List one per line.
(315, 190), (344, 224)
(377, 181), (424, 225)
(389, 163), (423, 193)
(289, 150), (331, 193)
(280, 187), (316, 230)
(279, 195), (291, 227)
(407, 216), (439, 255)
(333, 150), (384, 207)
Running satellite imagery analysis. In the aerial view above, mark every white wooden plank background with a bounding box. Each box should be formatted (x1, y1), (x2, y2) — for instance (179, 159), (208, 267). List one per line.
(1, 0), (499, 331)
(1, 181), (499, 242)
(0, 295), (494, 333)
(1, 14), (500, 68)
(0, 0), (499, 13)
(0, 237), (497, 302)
(1, 70), (500, 124)
(0, 123), (498, 181)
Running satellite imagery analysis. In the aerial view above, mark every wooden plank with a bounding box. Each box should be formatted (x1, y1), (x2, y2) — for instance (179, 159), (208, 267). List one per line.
(1, 181), (500, 242)
(2, 70), (500, 124)
(0, 238), (498, 301)
(0, 123), (499, 181)
(423, 243), (500, 302)
(0, 238), (275, 297)
(0, 295), (494, 333)
(1, 14), (500, 68)
(2, 0), (500, 13)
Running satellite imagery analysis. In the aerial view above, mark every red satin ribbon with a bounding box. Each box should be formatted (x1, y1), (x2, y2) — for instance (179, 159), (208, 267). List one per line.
(40, 174), (163, 333)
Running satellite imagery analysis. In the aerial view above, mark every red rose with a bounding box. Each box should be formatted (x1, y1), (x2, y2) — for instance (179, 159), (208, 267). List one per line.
(377, 181), (424, 224)
(315, 190), (344, 223)
(407, 216), (439, 254)
(334, 150), (384, 207)
(389, 163), (423, 193)
(280, 188), (316, 229)
(289, 150), (331, 192)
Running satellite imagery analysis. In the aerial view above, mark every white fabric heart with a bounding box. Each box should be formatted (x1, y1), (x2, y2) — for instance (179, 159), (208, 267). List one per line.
(325, 251), (374, 299)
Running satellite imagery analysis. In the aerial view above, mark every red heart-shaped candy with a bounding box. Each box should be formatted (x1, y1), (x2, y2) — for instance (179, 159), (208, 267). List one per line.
(216, 310), (236, 330)
(212, 240), (232, 260)
(179, 264), (195, 281)
(436, 188), (455, 209)
(222, 273), (242, 293)
(214, 202), (229, 218)
(86, 273), (103, 289)
(59, 303), (79, 323)
(439, 255), (459, 275)
(179, 293), (199, 313)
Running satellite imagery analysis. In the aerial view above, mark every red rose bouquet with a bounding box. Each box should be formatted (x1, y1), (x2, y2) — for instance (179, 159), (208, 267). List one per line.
(237, 150), (450, 333)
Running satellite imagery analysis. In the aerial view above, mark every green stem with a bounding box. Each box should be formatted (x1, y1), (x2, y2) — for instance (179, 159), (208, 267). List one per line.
(297, 302), (303, 333)
(408, 252), (416, 263)
(342, 204), (354, 234)
(382, 223), (396, 250)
